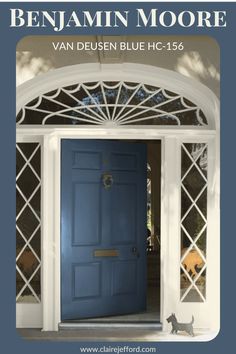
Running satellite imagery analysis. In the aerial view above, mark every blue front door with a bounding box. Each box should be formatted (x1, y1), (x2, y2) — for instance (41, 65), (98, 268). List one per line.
(61, 140), (147, 320)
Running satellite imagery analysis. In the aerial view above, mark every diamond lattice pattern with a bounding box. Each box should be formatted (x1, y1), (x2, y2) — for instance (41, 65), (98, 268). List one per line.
(16, 82), (208, 126)
(16, 143), (41, 303)
(180, 143), (207, 302)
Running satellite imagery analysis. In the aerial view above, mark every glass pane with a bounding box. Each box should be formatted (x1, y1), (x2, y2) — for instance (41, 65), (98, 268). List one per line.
(29, 189), (41, 218)
(30, 228), (41, 258)
(184, 143), (205, 161)
(17, 205), (39, 239)
(176, 110), (201, 126)
(73, 85), (94, 103)
(159, 97), (186, 112)
(182, 206), (205, 240)
(118, 86), (134, 105)
(17, 287), (38, 303)
(196, 229), (207, 254)
(182, 287), (204, 302)
(22, 109), (47, 125)
(17, 143), (38, 159)
(16, 246), (39, 280)
(181, 189), (192, 218)
(30, 269), (41, 300)
(16, 109), (23, 124)
(26, 97), (40, 108)
(16, 189), (25, 216)
(181, 149), (193, 177)
(182, 166), (206, 200)
(195, 269), (206, 297)
(196, 150), (207, 177)
(130, 87), (150, 106)
(180, 272), (191, 299)
(16, 270), (25, 297)
(38, 96), (66, 113)
(104, 87), (119, 105)
(17, 166), (39, 200)
(16, 230), (25, 256)
(181, 229), (192, 251)
(30, 148), (41, 176)
(144, 84), (161, 92)
(50, 89), (77, 107)
(196, 189), (207, 218)
(16, 148), (25, 176)
(199, 110), (208, 125)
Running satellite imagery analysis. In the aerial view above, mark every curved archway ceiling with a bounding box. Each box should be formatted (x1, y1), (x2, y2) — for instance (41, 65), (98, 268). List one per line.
(17, 81), (208, 126)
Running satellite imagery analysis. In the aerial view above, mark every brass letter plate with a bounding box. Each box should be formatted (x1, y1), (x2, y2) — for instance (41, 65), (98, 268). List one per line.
(94, 249), (119, 257)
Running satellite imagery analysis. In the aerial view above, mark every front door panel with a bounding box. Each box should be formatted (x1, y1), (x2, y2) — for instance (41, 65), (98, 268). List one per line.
(61, 140), (147, 320)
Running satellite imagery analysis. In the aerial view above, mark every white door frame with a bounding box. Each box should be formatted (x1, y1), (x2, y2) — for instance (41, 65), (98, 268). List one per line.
(16, 63), (220, 333)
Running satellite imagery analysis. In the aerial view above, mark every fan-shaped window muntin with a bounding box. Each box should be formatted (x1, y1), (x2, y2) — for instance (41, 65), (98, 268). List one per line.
(17, 81), (208, 127)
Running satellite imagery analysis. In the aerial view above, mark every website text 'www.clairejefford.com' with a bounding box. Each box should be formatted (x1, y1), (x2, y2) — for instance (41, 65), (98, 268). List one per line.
(80, 346), (157, 353)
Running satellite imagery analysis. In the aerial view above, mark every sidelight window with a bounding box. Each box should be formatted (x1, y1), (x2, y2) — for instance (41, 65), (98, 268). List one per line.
(16, 143), (41, 303)
(180, 143), (208, 302)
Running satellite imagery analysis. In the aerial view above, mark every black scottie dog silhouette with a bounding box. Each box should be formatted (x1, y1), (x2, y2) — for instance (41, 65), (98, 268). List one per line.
(166, 313), (194, 336)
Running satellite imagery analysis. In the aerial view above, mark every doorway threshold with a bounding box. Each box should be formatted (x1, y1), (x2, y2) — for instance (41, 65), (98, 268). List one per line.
(60, 308), (161, 330)
(59, 322), (162, 330)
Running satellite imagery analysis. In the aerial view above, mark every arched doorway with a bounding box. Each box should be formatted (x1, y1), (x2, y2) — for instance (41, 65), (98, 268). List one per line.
(16, 63), (219, 334)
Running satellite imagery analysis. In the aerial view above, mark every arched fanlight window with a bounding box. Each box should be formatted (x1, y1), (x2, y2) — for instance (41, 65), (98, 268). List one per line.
(16, 81), (208, 126)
